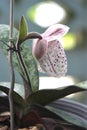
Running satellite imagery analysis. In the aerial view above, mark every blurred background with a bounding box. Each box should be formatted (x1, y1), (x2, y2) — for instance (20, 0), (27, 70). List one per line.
(0, 0), (87, 103)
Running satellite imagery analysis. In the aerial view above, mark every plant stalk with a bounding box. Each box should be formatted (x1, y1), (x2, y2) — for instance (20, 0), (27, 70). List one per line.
(17, 45), (32, 96)
(16, 32), (42, 97)
(8, 0), (15, 129)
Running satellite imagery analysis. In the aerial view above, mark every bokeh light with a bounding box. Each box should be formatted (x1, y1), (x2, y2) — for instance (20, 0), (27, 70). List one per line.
(26, 1), (66, 28)
(62, 33), (77, 50)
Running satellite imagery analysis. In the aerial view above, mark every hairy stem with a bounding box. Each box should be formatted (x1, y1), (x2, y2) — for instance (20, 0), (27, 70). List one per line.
(8, 0), (15, 129)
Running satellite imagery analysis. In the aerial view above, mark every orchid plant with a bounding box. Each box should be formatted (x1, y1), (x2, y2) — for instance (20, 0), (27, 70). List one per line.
(0, 1), (87, 130)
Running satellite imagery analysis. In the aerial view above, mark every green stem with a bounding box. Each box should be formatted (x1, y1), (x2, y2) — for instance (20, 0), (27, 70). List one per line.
(8, 0), (15, 129)
(17, 45), (32, 96)
(16, 32), (42, 97)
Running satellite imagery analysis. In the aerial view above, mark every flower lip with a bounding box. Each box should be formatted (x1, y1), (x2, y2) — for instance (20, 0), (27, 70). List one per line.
(38, 40), (67, 77)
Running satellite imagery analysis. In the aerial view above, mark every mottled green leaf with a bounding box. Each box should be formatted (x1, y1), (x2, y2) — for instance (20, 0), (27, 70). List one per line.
(0, 24), (18, 55)
(18, 16), (28, 44)
(0, 24), (39, 93)
(26, 84), (87, 106)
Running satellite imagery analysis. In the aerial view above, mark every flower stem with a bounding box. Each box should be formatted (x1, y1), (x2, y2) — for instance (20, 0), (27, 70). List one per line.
(17, 45), (32, 96)
(8, 0), (15, 129)
(16, 32), (42, 97)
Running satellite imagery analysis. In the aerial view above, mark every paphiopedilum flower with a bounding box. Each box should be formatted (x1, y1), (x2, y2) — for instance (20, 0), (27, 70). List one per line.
(33, 24), (69, 77)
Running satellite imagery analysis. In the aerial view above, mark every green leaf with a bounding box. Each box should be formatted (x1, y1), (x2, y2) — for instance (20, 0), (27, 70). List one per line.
(0, 85), (24, 106)
(27, 84), (87, 106)
(0, 24), (18, 55)
(27, 103), (62, 119)
(0, 82), (25, 98)
(0, 24), (39, 93)
(18, 16), (28, 44)
(15, 103), (65, 128)
(46, 99), (87, 129)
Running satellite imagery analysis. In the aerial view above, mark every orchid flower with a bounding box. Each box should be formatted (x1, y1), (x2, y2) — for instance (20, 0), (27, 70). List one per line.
(32, 24), (69, 77)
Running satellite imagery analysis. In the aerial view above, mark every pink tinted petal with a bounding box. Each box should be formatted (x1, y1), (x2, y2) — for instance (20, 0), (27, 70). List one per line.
(42, 24), (69, 39)
(32, 39), (48, 60)
(38, 40), (67, 77)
